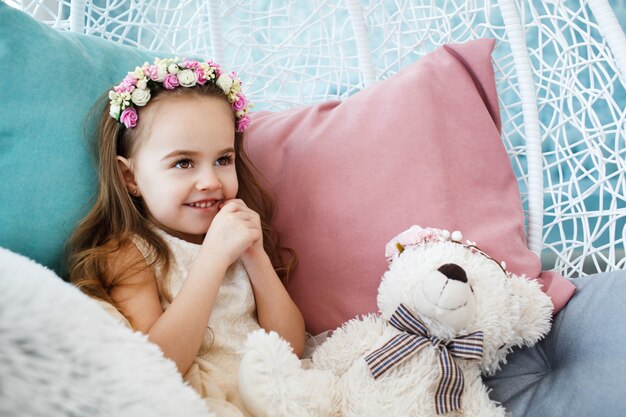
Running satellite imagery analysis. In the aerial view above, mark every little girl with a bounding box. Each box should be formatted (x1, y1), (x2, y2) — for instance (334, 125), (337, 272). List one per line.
(67, 58), (305, 417)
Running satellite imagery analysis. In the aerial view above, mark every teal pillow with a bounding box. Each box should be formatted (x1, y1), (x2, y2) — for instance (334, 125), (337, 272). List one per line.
(0, 4), (156, 275)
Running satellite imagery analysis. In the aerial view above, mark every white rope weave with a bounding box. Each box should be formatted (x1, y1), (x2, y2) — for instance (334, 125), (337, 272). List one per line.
(498, 0), (544, 256)
(588, 0), (626, 78)
(346, 0), (376, 87)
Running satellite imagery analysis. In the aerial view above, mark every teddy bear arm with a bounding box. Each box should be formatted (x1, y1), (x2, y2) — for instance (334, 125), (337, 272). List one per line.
(507, 273), (553, 346)
(312, 314), (387, 376)
(479, 274), (553, 375)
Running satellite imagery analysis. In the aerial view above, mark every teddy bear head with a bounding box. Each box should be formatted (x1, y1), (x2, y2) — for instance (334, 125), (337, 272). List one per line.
(376, 225), (553, 373)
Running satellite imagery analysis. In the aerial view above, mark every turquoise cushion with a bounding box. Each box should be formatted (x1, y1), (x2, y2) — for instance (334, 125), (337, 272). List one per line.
(0, 4), (156, 275)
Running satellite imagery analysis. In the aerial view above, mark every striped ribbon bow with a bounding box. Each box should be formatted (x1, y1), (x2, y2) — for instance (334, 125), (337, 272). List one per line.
(364, 304), (484, 415)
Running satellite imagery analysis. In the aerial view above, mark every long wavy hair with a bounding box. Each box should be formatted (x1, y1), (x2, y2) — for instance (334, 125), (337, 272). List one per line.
(67, 81), (297, 308)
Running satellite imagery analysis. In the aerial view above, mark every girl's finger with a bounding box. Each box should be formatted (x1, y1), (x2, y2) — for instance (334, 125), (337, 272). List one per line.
(219, 198), (247, 211)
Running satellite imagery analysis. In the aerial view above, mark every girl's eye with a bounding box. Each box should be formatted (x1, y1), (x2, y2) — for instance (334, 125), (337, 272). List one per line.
(216, 155), (234, 166)
(174, 159), (192, 169)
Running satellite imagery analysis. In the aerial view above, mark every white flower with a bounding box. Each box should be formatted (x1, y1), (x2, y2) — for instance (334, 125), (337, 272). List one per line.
(451, 231), (463, 242)
(136, 78), (148, 90)
(235, 110), (246, 118)
(199, 63), (215, 79)
(109, 104), (121, 119)
(158, 57), (178, 67)
(167, 63), (180, 74)
(132, 66), (145, 80)
(131, 88), (151, 106)
(155, 63), (168, 81)
(230, 79), (241, 94)
(215, 74), (233, 94)
(177, 69), (197, 87)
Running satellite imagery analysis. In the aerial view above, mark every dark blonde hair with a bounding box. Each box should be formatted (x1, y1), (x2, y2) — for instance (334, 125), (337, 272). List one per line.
(67, 81), (296, 307)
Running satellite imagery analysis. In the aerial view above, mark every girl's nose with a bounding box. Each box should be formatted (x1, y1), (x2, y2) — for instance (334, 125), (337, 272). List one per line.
(196, 168), (222, 191)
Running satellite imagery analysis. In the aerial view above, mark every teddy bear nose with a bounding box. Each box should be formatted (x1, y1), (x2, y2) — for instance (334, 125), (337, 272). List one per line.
(438, 263), (468, 283)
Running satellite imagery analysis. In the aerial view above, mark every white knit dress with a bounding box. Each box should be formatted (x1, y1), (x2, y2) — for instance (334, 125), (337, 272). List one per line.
(134, 229), (261, 417)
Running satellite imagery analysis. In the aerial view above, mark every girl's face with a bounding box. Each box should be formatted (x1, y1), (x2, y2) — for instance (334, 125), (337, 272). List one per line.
(119, 95), (238, 244)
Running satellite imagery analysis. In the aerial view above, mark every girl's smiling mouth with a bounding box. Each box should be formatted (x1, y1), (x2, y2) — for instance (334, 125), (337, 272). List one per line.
(185, 199), (221, 209)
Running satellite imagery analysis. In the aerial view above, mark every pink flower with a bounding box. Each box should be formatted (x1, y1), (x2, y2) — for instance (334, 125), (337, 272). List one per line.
(183, 58), (199, 69)
(232, 94), (247, 111)
(195, 68), (208, 85)
(113, 81), (134, 93)
(120, 107), (138, 128)
(123, 74), (138, 87)
(208, 60), (222, 77)
(144, 65), (158, 80)
(163, 73), (179, 89)
(385, 226), (428, 257)
(384, 225), (454, 258)
(236, 115), (251, 132)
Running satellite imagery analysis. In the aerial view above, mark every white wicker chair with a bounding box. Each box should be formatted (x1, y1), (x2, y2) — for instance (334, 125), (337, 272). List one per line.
(11, 0), (626, 278)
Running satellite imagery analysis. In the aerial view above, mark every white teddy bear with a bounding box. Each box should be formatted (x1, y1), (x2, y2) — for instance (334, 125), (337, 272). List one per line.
(238, 225), (553, 417)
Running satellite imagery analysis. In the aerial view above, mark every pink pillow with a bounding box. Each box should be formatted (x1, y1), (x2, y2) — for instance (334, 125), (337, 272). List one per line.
(245, 38), (576, 335)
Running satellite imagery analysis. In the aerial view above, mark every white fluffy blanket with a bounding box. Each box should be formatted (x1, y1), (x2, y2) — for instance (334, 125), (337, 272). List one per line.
(0, 248), (215, 417)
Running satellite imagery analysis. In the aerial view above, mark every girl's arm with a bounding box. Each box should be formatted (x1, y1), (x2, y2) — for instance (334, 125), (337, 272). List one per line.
(109, 202), (259, 375)
(108, 241), (230, 375)
(222, 199), (305, 357)
(242, 249), (306, 358)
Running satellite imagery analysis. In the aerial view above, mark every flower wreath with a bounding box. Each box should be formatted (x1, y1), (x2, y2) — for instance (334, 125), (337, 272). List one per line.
(108, 57), (252, 132)
(385, 225), (510, 276)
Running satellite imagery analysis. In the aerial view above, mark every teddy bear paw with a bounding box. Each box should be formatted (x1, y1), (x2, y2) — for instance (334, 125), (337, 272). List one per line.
(239, 330), (336, 417)
(239, 330), (304, 417)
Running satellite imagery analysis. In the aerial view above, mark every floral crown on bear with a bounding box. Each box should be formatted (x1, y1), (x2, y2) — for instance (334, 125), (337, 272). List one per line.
(385, 225), (510, 276)
(108, 57), (252, 131)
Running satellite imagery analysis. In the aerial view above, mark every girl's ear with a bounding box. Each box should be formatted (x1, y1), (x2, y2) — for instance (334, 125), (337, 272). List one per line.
(116, 156), (141, 196)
